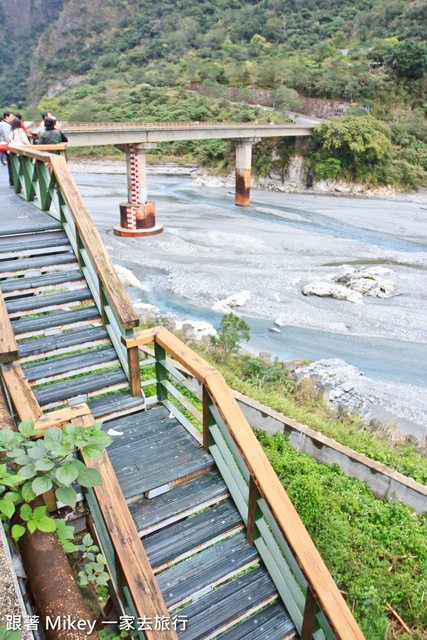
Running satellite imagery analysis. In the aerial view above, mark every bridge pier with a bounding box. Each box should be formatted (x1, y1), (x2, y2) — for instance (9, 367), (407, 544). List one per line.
(114, 143), (163, 237)
(234, 138), (260, 207)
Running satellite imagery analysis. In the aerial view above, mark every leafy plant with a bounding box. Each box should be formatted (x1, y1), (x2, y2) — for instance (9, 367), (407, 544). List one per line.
(76, 533), (109, 588)
(0, 627), (21, 640)
(210, 313), (250, 359)
(0, 419), (112, 542)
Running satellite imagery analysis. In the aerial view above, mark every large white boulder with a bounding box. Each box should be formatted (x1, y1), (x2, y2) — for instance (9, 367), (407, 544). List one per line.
(113, 264), (144, 289)
(211, 290), (251, 312)
(302, 281), (363, 304)
(174, 320), (217, 340)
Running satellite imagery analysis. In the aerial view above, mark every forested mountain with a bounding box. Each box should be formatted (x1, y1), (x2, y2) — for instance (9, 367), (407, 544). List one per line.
(2, 0), (426, 189)
(0, 0), (64, 104)
(2, 0), (425, 106)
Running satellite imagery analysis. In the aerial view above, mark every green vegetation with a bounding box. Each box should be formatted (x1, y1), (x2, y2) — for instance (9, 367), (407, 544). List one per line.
(258, 430), (427, 638)
(188, 322), (427, 485)
(210, 312), (251, 357)
(0, 418), (111, 541)
(1, 0), (426, 189)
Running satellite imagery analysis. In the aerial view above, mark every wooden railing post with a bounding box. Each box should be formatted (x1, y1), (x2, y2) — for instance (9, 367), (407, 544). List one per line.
(202, 386), (215, 453)
(128, 346), (141, 397)
(154, 341), (168, 403)
(247, 476), (258, 545)
(300, 587), (317, 640)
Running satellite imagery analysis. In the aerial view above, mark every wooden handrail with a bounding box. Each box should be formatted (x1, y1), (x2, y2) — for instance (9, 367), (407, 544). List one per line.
(76, 413), (178, 640)
(0, 290), (18, 364)
(8, 143), (67, 157)
(0, 362), (43, 423)
(123, 327), (217, 381)
(7, 145), (139, 330)
(124, 326), (365, 640)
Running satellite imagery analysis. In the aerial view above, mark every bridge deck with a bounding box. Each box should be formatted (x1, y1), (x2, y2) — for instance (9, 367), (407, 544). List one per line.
(0, 172), (296, 640)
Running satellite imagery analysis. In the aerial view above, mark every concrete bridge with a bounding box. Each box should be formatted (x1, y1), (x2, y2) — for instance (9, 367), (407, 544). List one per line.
(58, 121), (317, 236)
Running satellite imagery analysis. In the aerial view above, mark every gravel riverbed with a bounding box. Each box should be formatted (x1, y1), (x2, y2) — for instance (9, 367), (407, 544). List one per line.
(69, 159), (427, 439)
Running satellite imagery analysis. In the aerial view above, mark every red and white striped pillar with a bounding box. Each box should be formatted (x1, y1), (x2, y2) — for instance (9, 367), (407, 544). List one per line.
(115, 143), (163, 237)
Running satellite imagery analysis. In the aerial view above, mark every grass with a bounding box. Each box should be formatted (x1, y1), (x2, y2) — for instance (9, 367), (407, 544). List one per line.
(258, 430), (427, 639)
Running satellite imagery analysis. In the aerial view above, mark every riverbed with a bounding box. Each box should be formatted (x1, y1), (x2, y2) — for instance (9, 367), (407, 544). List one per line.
(69, 160), (427, 436)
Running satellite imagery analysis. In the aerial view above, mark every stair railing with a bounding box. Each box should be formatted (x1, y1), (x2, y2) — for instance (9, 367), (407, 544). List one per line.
(0, 281), (178, 640)
(7, 144), (140, 384)
(122, 326), (366, 640)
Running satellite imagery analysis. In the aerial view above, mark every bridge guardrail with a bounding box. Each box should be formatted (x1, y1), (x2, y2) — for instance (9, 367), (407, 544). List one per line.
(8, 144), (139, 381)
(57, 120), (314, 134)
(122, 326), (365, 640)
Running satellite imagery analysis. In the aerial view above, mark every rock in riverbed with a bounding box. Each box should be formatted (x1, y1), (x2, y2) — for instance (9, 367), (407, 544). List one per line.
(212, 290), (251, 312)
(302, 266), (395, 303)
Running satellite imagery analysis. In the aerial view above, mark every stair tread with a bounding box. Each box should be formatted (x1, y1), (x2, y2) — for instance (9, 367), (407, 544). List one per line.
(0, 252), (76, 274)
(176, 566), (277, 640)
(0, 223), (63, 237)
(88, 391), (147, 420)
(34, 367), (127, 405)
(156, 531), (259, 609)
(0, 231), (68, 254)
(130, 470), (228, 535)
(117, 456), (213, 500)
(103, 408), (181, 451)
(6, 287), (92, 313)
(97, 405), (212, 497)
(17, 326), (109, 358)
(1, 269), (84, 294)
(144, 499), (243, 570)
(12, 306), (100, 335)
(216, 601), (296, 640)
(21, 346), (118, 382)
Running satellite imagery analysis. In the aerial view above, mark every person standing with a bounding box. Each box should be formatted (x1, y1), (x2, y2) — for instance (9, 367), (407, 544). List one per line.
(0, 118), (7, 165)
(0, 111), (15, 186)
(37, 117), (66, 152)
(8, 118), (30, 146)
(15, 113), (27, 133)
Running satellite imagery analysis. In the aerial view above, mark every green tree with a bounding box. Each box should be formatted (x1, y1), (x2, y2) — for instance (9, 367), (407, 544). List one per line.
(211, 313), (250, 359)
(314, 115), (393, 183)
(385, 40), (427, 79)
(37, 96), (61, 117)
(273, 85), (303, 112)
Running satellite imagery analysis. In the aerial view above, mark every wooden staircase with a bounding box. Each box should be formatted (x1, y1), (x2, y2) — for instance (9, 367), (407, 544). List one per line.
(0, 144), (365, 640)
(0, 219), (295, 640)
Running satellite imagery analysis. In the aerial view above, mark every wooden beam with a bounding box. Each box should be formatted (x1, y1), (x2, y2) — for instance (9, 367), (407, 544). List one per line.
(0, 290), (19, 363)
(32, 404), (92, 438)
(301, 588), (317, 640)
(121, 327), (158, 349)
(127, 346), (141, 397)
(0, 387), (16, 431)
(74, 414), (179, 640)
(0, 362), (42, 423)
(8, 143), (67, 158)
(246, 476), (257, 546)
(125, 326), (218, 383)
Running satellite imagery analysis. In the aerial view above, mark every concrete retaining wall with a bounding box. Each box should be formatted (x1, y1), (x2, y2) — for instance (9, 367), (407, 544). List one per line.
(233, 391), (427, 515)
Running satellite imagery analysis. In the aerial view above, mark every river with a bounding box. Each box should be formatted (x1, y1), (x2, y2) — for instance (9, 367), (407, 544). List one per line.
(70, 162), (427, 431)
